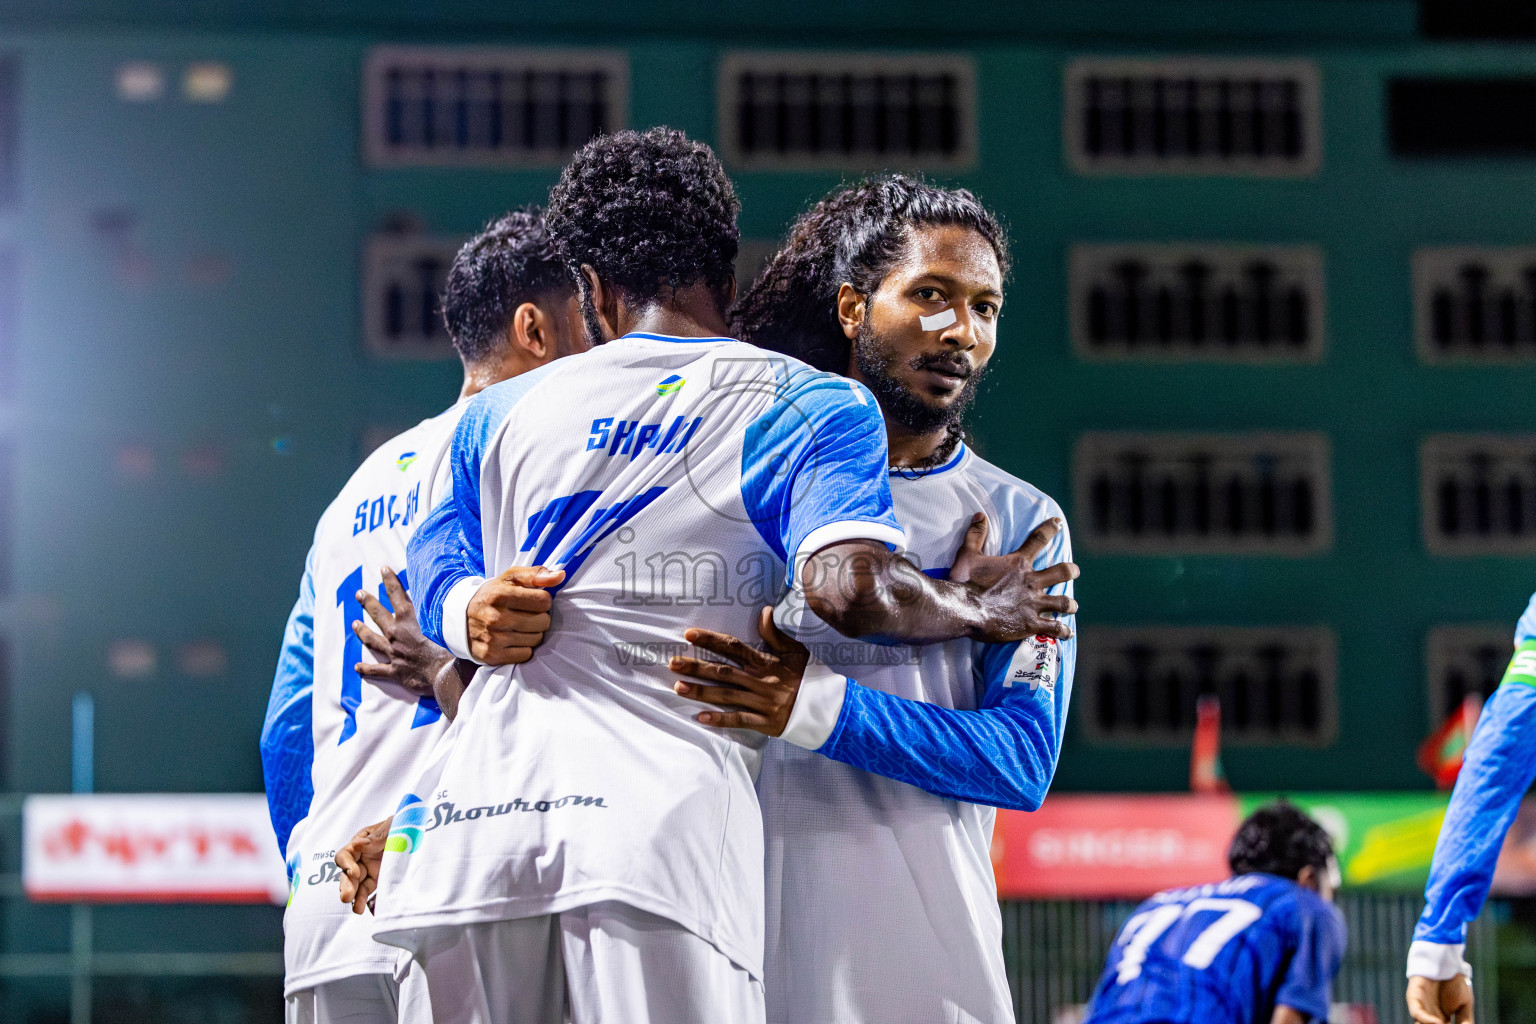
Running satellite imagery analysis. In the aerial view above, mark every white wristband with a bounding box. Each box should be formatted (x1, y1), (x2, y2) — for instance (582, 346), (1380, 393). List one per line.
(780, 657), (848, 751)
(1406, 939), (1472, 981)
(441, 576), (485, 662)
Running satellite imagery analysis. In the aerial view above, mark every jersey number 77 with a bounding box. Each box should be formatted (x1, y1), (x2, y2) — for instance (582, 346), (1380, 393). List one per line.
(1113, 898), (1264, 983)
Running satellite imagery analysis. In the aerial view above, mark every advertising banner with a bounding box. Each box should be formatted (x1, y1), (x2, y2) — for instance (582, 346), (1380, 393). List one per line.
(19, 789), (1532, 905)
(23, 794), (287, 904)
(996, 791), (1531, 899)
(991, 794), (1239, 899)
(1239, 792), (1450, 892)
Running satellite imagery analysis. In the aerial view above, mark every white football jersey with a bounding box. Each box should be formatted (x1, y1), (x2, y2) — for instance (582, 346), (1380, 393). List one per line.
(275, 403), (463, 996)
(761, 445), (1076, 1024)
(371, 333), (905, 979)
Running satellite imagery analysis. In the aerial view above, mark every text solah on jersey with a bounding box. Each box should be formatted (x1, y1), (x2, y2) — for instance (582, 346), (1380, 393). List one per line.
(351, 481), (421, 536)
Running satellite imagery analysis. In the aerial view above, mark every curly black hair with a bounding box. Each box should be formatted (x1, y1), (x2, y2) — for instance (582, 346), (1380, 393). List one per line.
(440, 207), (574, 364)
(1228, 801), (1334, 881)
(728, 174), (1010, 375)
(545, 127), (740, 330)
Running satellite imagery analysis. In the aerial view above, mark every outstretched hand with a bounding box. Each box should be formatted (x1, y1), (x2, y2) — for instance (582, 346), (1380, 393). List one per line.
(335, 816), (392, 916)
(950, 513), (1079, 643)
(670, 607), (809, 736)
(352, 566), (453, 697)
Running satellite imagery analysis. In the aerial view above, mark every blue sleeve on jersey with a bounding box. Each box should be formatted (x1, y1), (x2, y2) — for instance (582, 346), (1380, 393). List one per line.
(409, 494), (481, 649)
(1516, 590), (1536, 646)
(1416, 613), (1536, 944)
(1277, 895), (1347, 1020)
(815, 519), (1077, 810)
(409, 374), (540, 647)
(259, 547), (316, 854)
(739, 367), (901, 574)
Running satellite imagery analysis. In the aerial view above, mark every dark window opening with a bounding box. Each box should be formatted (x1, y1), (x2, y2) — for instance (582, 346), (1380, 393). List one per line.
(1421, 1), (1536, 39)
(1078, 435), (1329, 553)
(1083, 629), (1334, 745)
(379, 66), (612, 157)
(1391, 78), (1536, 158)
(733, 70), (963, 160)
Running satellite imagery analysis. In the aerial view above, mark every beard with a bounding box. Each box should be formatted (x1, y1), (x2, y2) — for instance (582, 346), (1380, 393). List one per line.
(853, 314), (987, 437)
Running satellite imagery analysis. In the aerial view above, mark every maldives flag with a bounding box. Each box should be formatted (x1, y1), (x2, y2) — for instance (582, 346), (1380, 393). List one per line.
(1190, 694), (1230, 794)
(1418, 695), (1483, 789)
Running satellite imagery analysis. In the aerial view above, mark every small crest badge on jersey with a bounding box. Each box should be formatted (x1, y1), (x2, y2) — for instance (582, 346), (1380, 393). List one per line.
(1008, 635), (1059, 694)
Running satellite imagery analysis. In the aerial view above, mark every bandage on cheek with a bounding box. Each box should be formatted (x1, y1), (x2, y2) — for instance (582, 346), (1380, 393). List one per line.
(919, 307), (957, 331)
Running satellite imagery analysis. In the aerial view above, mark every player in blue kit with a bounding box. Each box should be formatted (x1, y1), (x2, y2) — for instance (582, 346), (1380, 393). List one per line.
(1083, 803), (1345, 1024)
(1405, 592), (1536, 1024)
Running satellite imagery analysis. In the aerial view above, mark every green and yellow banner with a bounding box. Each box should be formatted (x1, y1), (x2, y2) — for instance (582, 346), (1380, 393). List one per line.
(997, 791), (1536, 898)
(1240, 793), (1450, 891)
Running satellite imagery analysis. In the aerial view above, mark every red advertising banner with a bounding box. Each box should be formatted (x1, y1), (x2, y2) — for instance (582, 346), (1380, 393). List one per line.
(992, 795), (1240, 899)
(23, 794), (288, 904)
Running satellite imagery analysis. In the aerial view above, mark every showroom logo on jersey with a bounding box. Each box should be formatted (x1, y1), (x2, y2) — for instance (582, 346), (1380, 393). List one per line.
(424, 793), (609, 834)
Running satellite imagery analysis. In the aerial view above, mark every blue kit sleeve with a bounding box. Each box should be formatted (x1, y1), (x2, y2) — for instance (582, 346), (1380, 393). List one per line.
(259, 546), (317, 855)
(814, 518), (1076, 810)
(408, 376), (540, 648)
(1412, 591), (1536, 978)
(408, 491), (484, 650)
(740, 366), (905, 574)
(1277, 895), (1347, 1021)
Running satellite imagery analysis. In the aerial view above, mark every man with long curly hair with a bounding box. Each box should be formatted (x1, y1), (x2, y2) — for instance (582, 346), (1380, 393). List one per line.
(671, 175), (1077, 1023)
(357, 130), (1075, 1024)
